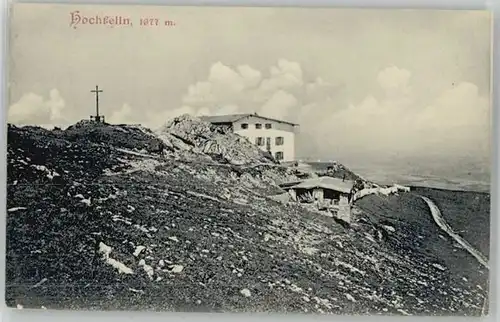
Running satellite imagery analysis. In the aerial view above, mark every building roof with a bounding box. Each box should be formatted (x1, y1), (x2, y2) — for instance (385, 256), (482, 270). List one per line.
(278, 181), (303, 189)
(199, 114), (250, 124)
(289, 177), (354, 194)
(199, 113), (298, 126)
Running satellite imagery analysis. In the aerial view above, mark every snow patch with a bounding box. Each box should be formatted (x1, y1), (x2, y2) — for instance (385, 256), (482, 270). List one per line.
(98, 242), (134, 275)
(354, 183), (410, 201)
(8, 207), (27, 212)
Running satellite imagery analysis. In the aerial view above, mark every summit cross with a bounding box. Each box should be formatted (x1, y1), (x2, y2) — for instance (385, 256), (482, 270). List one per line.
(90, 85), (104, 122)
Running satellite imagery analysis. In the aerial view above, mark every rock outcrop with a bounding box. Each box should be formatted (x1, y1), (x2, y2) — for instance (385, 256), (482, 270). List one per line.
(155, 114), (276, 165)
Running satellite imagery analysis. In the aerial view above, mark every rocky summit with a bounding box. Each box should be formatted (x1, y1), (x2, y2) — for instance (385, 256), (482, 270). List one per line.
(6, 115), (488, 315)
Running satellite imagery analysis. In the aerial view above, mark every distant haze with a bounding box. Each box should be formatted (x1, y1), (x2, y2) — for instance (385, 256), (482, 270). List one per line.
(8, 4), (492, 184)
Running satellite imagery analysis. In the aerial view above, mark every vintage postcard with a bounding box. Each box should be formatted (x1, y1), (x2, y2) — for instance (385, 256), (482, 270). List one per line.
(6, 2), (492, 316)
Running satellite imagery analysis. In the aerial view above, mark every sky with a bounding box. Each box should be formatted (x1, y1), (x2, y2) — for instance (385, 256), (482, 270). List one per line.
(8, 4), (492, 181)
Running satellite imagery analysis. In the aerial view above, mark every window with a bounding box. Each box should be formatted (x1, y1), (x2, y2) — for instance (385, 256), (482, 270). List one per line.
(275, 151), (284, 161)
(255, 123), (262, 129)
(255, 137), (264, 146)
(241, 123), (248, 129)
(265, 123), (272, 129)
(275, 136), (284, 146)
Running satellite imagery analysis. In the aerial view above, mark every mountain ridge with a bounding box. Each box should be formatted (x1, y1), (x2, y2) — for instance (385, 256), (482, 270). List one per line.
(5, 115), (488, 315)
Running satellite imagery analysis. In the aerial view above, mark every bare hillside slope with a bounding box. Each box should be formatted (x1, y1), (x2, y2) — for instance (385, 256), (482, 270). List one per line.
(5, 117), (487, 315)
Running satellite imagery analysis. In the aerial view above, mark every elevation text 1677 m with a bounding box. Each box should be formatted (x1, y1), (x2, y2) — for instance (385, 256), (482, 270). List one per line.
(140, 18), (176, 27)
(69, 11), (176, 29)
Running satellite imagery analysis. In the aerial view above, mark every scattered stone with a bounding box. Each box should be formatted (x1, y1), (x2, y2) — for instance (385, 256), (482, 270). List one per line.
(398, 309), (411, 315)
(345, 294), (356, 302)
(382, 225), (396, 233)
(133, 246), (146, 257)
(139, 259), (154, 280)
(240, 288), (252, 297)
(432, 263), (447, 271)
(263, 233), (273, 242)
(171, 264), (184, 273)
(32, 278), (48, 288)
(99, 242), (134, 275)
(301, 247), (318, 256)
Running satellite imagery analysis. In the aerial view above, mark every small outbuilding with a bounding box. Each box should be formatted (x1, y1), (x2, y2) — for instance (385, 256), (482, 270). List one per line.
(281, 176), (356, 223)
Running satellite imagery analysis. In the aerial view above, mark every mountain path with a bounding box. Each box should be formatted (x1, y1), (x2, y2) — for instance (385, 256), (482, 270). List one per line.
(420, 195), (489, 269)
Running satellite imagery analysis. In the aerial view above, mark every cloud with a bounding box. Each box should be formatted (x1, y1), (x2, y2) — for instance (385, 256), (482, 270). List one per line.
(162, 60), (346, 139)
(144, 105), (209, 129)
(318, 67), (490, 160)
(8, 89), (67, 125)
(176, 59), (328, 123)
(376, 65), (412, 96)
(174, 62), (490, 164)
(8, 62), (490, 168)
(183, 62), (263, 107)
(414, 82), (490, 153)
(237, 65), (262, 88)
(306, 77), (341, 102)
(259, 90), (298, 119)
(107, 103), (134, 124)
(256, 59), (303, 98)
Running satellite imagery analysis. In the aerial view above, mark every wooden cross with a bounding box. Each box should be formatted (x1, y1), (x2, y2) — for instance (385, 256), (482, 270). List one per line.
(90, 85), (104, 122)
